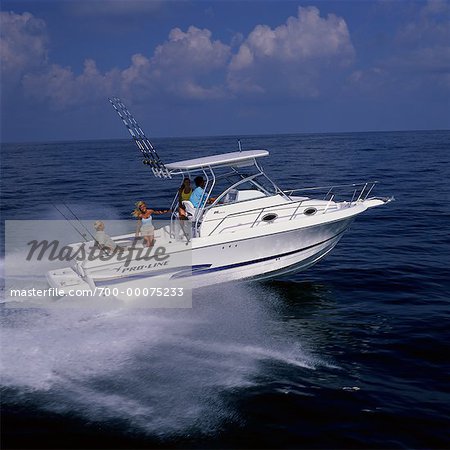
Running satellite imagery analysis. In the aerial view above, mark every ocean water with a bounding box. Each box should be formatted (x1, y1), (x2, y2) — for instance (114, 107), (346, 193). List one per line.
(1, 131), (449, 449)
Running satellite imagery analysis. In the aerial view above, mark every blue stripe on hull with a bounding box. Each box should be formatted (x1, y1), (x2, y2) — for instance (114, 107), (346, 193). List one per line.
(171, 229), (347, 279)
(92, 229), (346, 287)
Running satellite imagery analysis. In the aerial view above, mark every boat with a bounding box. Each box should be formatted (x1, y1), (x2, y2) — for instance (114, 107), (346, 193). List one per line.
(46, 98), (392, 299)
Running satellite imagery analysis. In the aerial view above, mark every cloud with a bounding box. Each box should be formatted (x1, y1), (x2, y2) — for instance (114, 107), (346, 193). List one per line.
(17, 21), (231, 107)
(349, 1), (450, 94)
(0, 11), (48, 81)
(397, 0), (449, 47)
(2, 7), (357, 108)
(119, 25), (231, 101)
(148, 26), (231, 99)
(227, 6), (355, 97)
(421, 0), (449, 16)
(23, 60), (121, 109)
(154, 26), (230, 73)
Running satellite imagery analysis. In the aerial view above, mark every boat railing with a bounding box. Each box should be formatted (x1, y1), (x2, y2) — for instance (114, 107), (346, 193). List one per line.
(206, 181), (378, 236)
(283, 181), (378, 203)
(205, 198), (329, 236)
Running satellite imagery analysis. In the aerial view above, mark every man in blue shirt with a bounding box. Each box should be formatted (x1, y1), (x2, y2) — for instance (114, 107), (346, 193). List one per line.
(189, 176), (207, 208)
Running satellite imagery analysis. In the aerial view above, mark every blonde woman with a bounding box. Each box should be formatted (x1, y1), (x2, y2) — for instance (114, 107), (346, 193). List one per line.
(132, 201), (169, 247)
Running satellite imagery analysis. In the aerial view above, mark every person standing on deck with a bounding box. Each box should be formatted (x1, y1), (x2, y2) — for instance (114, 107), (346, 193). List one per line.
(132, 201), (169, 247)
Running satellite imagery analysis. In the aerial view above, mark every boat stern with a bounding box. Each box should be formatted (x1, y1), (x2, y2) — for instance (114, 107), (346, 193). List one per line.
(46, 267), (92, 295)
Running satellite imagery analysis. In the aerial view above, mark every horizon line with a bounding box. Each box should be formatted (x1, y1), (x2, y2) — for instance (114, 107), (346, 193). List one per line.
(1, 128), (449, 146)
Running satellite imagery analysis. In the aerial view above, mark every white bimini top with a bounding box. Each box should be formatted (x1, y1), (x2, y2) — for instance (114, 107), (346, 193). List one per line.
(166, 150), (269, 171)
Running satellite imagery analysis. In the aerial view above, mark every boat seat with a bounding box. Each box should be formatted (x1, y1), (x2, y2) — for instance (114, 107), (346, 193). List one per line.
(182, 200), (196, 221)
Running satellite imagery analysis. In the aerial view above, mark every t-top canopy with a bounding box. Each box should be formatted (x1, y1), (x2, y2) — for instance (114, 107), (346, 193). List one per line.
(166, 150), (269, 171)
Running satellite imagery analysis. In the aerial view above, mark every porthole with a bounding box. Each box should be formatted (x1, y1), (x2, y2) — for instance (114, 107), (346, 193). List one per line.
(262, 213), (278, 222)
(304, 207), (317, 216)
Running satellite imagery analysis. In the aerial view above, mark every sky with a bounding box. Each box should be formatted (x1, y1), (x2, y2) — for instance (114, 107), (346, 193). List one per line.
(1, 0), (449, 142)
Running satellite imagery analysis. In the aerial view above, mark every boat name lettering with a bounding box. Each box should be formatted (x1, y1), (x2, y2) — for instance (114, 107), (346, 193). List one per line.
(117, 260), (169, 274)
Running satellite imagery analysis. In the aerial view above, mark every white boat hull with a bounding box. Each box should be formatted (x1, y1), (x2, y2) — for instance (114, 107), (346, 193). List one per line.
(47, 213), (355, 296)
(185, 217), (352, 288)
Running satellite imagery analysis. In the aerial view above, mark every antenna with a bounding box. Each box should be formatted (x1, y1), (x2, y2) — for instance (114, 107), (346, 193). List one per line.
(108, 97), (171, 179)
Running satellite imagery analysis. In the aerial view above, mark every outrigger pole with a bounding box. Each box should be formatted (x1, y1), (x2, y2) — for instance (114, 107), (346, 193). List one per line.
(108, 97), (171, 179)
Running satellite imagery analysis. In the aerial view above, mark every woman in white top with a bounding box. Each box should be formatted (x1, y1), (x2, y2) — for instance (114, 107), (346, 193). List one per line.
(132, 201), (169, 247)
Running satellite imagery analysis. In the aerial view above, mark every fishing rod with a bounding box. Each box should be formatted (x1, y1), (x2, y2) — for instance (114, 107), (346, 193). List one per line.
(111, 97), (167, 176)
(51, 203), (89, 242)
(62, 203), (96, 241)
(108, 97), (172, 179)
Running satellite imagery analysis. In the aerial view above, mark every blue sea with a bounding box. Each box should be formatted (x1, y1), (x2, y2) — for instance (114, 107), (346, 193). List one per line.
(1, 131), (449, 449)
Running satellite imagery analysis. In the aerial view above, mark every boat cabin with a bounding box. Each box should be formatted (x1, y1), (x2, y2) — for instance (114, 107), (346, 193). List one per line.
(165, 150), (292, 238)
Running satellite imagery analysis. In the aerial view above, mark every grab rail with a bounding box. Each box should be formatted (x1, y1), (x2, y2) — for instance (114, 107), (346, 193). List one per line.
(207, 181), (379, 236)
(283, 181), (378, 199)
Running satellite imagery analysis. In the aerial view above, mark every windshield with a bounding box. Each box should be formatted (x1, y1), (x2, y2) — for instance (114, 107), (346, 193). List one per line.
(209, 170), (279, 206)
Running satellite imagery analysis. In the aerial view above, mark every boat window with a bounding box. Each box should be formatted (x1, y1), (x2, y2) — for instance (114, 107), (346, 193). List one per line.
(262, 213), (278, 222)
(250, 175), (278, 196)
(223, 189), (238, 204)
(229, 178), (273, 198)
(304, 207), (317, 216)
(214, 178), (268, 205)
(203, 164), (281, 207)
